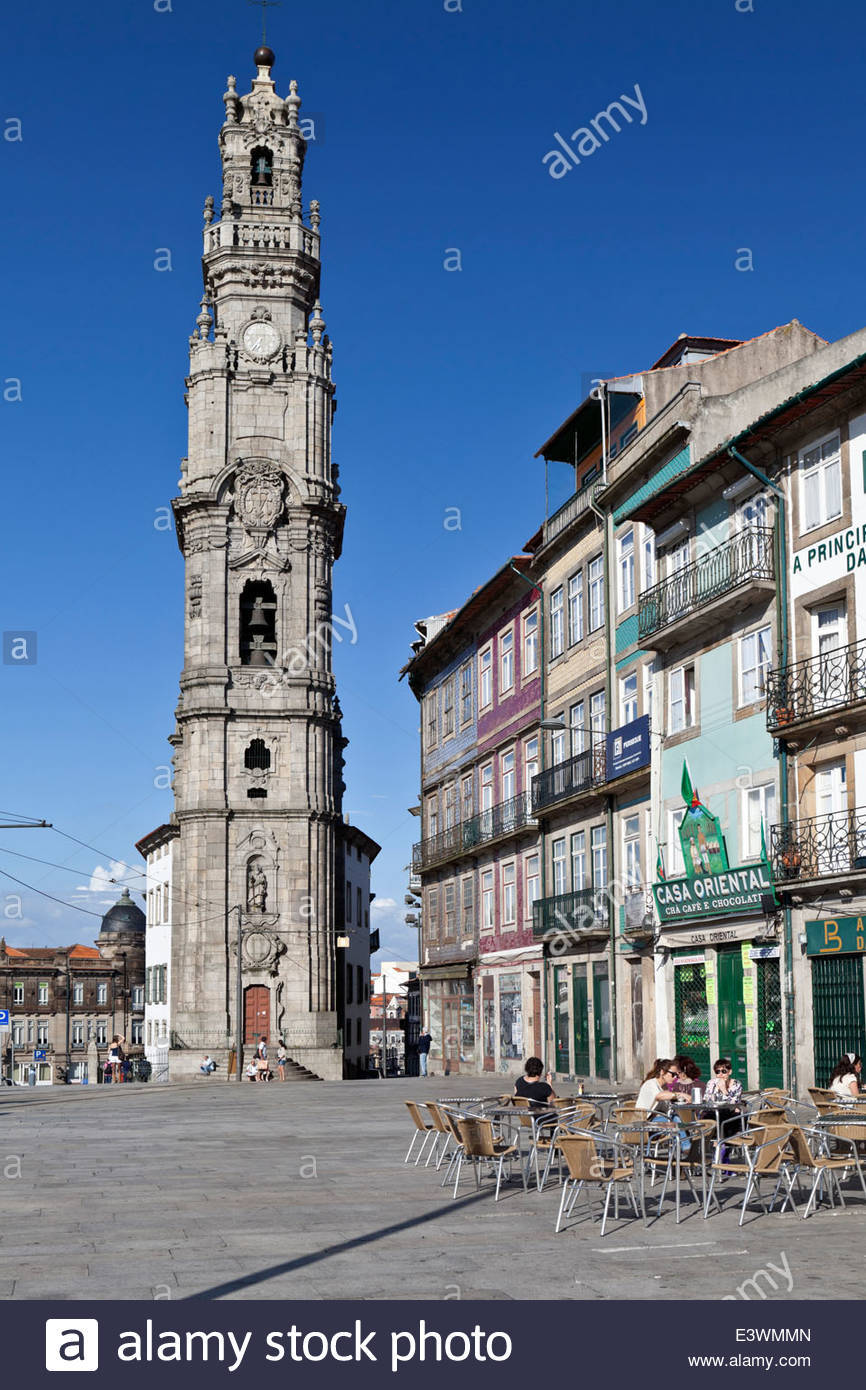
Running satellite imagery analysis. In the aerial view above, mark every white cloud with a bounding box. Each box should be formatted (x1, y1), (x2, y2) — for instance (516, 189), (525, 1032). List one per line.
(75, 860), (141, 902)
(371, 896), (398, 915)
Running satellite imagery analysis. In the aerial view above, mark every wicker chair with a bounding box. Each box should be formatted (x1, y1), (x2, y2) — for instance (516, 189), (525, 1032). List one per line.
(704, 1124), (794, 1225)
(451, 1116), (522, 1201)
(532, 1105), (598, 1191)
(424, 1101), (456, 1170)
(554, 1131), (639, 1237)
(775, 1124), (866, 1218)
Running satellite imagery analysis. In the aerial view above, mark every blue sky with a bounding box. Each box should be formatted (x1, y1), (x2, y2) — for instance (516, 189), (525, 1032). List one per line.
(2, 0), (865, 958)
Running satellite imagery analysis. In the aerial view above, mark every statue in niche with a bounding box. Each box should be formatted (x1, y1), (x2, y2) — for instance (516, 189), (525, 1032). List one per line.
(247, 859), (268, 914)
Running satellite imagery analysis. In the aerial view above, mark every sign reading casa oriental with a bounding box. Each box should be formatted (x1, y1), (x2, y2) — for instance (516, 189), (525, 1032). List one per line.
(652, 762), (777, 924)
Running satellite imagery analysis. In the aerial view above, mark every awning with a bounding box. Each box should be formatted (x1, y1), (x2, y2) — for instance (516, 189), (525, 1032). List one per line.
(657, 918), (763, 951)
(419, 963), (472, 981)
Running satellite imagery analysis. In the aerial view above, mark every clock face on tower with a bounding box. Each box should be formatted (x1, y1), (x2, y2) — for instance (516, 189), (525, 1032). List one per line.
(242, 319), (281, 361)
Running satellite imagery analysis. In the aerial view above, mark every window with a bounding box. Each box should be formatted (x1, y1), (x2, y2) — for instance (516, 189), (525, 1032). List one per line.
(481, 871), (494, 930)
(426, 795), (439, 838)
(801, 433), (842, 533)
(499, 974), (523, 1060)
(666, 539), (690, 575)
(551, 715), (566, 767)
(96, 1022), (107, 1047)
(739, 627), (771, 706)
(623, 814), (641, 887)
(552, 837), (567, 895)
(480, 764), (494, 811)
(442, 679), (455, 737)
(443, 782), (457, 829)
(501, 749), (515, 802)
(461, 877), (474, 935)
(12, 1023), (24, 1045)
(345, 882), (352, 922)
(461, 775), (473, 823)
(130, 1020), (143, 1045)
(72, 1022), (84, 1047)
(502, 863), (516, 927)
(12, 982), (23, 1005)
(459, 662), (472, 726)
(550, 588), (564, 659)
(162, 883), (169, 921)
(427, 887), (440, 939)
(145, 968), (152, 1005)
(571, 830), (586, 890)
(813, 605), (847, 707)
(670, 664), (696, 732)
(37, 1023), (48, 1046)
(444, 882), (457, 937)
(620, 671), (638, 725)
(525, 854), (540, 918)
(668, 808), (686, 877)
(357, 886), (362, 925)
(642, 529), (656, 591)
(523, 609), (539, 675)
(132, 985), (144, 1009)
(643, 661), (656, 728)
(27, 1020), (33, 1043)
(72, 981), (84, 1004)
(590, 690), (606, 741)
(479, 647), (492, 708)
(570, 701), (585, 756)
(591, 824), (608, 890)
(589, 555), (604, 632)
(37, 982), (49, 1006)
(618, 529), (635, 611)
(568, 571), (584, 645)
(425, 693), (438, 750)
(499, 629), (514, 693)
(244, 739), (271, 770)
(524, 737), (538, 809)
(744, 782), (776, 860)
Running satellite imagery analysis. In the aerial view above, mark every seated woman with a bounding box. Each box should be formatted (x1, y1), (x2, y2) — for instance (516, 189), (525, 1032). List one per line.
(672, 1054), (704, 1100)
(514, 1056), (557, 1111)
(829, 1052), (862, 1098)
(636, 1059), (679, 1114)
(701, 1057), (743, 1139)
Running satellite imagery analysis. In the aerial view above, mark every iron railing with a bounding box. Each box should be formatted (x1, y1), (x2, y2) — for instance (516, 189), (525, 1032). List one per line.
(532, 740), (607, 813)
(532, 887), (609, 939)
(767, 636), (866, 731)
(417, 793), (535, 869)
(638, 526), (774, 642)
(543, 484), (594, 546)
(771, 808), (866, 881)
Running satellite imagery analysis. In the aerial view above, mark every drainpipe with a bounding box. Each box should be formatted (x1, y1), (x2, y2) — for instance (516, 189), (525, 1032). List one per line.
(589, 416), (618, 1085)
(727, 445), (795, 1095)
(508, 560), (549, 1063)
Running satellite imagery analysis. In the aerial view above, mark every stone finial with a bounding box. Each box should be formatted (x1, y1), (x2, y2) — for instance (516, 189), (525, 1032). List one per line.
(195, 296), (212, 340)
(310, 300), (326, 345)
(203, 195), (215, 226)
(223, 75), (240, 123)
(309, 199), (320, 231)
(286, 79), (301, 130)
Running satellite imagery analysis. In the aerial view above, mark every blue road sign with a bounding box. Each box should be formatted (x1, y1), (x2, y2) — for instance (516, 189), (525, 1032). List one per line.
(0, 1010), (9, 1027)
(34, 1049), (46, 1060)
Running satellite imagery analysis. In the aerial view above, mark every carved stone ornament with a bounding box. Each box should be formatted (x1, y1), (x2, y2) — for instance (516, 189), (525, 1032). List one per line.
(234, 461), (285, 533)
(239, 925), (285, 974)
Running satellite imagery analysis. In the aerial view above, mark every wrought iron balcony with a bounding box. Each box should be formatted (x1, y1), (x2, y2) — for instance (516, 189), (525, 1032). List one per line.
(771, 808), (866, 882)
(767, 636), (866, 733)
(532, 887), (609, 940)
(638, 526), (775, 646)
(532, 743), (606, 814)
(417, 793), (535, 870)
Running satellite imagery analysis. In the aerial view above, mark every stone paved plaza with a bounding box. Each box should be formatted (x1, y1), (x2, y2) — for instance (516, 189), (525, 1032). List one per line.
(1, 1077), (862, 1301)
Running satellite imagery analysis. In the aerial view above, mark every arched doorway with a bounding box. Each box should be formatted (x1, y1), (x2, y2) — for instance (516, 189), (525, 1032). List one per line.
(244, 984), (270, 1045)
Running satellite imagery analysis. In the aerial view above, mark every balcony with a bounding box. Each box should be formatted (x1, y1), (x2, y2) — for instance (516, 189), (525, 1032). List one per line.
(638, 527), (775, 649)
(415, 793), (536, 871)
(771, 808), (866, 884)
(767, 637), (866, 734)
(532, 887), (609, 940)
(532, 743), (606, 814)
(542, 484), (595, 547)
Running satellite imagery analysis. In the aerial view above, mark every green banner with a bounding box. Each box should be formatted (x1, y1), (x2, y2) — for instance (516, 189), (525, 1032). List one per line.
(806, 916), (866, 957)
(653, 862), (775, 923)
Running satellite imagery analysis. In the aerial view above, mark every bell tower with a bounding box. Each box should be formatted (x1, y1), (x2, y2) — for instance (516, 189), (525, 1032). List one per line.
(168, 45), (346, 1080)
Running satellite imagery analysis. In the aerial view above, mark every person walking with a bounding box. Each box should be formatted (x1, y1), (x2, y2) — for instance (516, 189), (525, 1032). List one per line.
(417, 1027), (432, 1077)
(108, 1036), (124, 1084)
(255, 1037), (269, 1082)
(277, 1044), (287, 1081)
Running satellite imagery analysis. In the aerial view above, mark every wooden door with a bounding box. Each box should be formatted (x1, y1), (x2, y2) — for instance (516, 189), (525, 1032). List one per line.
(244, 984), (270, 1045)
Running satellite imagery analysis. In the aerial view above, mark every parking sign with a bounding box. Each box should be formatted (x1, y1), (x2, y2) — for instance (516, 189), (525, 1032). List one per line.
(0, 1010), (9, 1027)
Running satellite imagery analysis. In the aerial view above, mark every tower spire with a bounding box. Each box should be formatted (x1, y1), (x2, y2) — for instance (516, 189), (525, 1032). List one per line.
(248, 0), (281, 46)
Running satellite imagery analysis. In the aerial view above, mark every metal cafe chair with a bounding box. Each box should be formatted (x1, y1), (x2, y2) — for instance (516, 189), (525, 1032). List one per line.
(553, 1130), (640, 1238)
(774, 1124), (866, 1218)
(703, 1124), (794, 1225)
(450, 1116), (523, 1201)
(403, 1100), (437, 1165)
(531, 1105), (598, 1191)
(423, 1101), (456, 1170)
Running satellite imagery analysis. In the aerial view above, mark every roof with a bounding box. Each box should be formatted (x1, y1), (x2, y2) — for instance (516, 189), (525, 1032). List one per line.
(134, 822), (179, 858)
(341, 821), (382, 862)
(1, 943), (102, 962)
(401, 554), (535, 692)
(99, 888), (145, 937)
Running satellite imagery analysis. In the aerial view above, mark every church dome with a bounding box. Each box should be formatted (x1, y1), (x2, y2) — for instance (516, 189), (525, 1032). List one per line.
(99, 888), (145, 937)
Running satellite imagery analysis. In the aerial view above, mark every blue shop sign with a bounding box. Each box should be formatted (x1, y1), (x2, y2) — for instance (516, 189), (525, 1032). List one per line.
(606, 715), (650, 781)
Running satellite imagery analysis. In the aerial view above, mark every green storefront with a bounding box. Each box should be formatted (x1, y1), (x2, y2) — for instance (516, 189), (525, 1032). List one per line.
(806, 917), (866, 1086)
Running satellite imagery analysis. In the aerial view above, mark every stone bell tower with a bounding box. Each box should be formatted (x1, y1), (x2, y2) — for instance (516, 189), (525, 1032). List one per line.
(168, 45), (346, 1080)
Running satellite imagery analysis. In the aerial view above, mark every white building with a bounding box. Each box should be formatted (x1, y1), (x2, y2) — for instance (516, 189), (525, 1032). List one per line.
(135, 823), (178, 1082)
(340, 823), (380, 1077)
